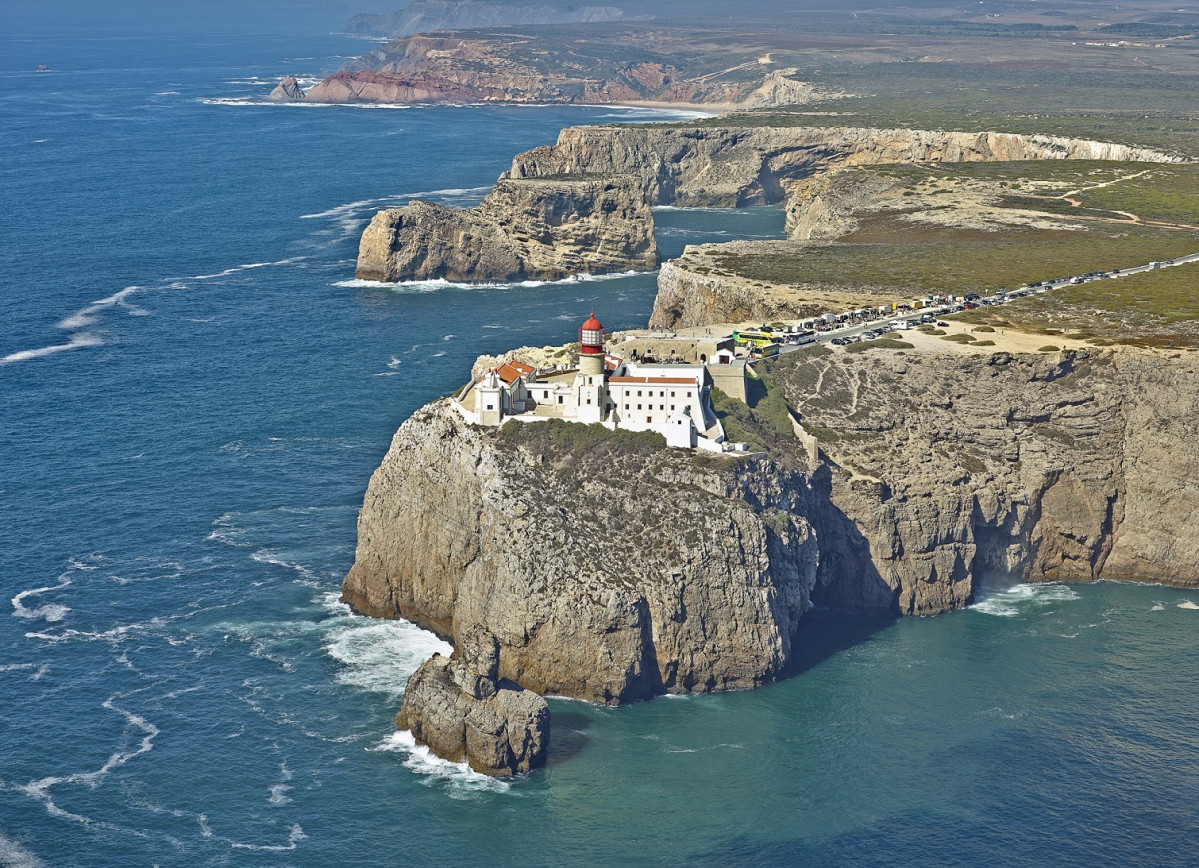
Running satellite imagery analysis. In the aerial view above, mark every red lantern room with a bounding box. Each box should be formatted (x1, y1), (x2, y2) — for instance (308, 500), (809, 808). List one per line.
(578, 312), (605, 355)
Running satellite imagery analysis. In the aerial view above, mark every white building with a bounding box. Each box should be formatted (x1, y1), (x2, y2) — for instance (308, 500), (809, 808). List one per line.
(455, 313), (740, 453)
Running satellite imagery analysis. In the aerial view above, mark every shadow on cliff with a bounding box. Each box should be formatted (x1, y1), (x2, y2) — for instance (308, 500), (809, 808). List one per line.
(784, 462), (899, 677)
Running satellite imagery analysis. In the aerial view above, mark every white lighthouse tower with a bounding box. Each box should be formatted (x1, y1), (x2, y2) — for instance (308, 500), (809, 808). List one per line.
(575, 312), (607, 424)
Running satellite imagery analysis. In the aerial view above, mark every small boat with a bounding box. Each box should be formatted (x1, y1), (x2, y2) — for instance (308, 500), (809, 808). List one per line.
(36, 65), (50, 72)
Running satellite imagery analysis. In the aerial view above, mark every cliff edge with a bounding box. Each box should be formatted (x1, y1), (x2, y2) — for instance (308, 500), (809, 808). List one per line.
(356, 175), (657, 283)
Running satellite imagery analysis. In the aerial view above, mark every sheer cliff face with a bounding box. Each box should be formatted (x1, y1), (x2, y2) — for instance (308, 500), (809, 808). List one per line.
(781, 347), (1199, 612)
(341, 408), (820, 704)
(355, 175), (657, 283)
(507, 125), (1182, 210)
(342, 347), (1199, 693)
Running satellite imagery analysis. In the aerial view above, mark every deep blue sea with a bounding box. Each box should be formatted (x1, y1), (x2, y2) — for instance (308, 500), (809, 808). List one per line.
(3, 21), (1199, 868)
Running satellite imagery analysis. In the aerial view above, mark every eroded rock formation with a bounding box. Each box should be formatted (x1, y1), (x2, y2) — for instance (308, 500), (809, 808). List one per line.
(268, 75), (305, 102)
(396, 627), (549, 777)
(356, 175), (657, 283)
(342, 408), (820, 704)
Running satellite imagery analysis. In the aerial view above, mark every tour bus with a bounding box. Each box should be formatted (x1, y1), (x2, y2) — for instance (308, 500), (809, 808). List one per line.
(789, 329), (818, 345)
(733, 330), (781, 350)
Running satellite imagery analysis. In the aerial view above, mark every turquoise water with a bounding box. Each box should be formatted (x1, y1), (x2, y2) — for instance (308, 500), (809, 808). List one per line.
(2, 23), (1198, 867)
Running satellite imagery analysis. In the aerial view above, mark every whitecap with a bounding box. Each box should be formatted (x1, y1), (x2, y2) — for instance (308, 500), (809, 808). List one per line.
(373, 731), (510, 798)
(1179, 601), (1199, 610)
(386, 356), (402, 368)
(970, 583), (1080, 617)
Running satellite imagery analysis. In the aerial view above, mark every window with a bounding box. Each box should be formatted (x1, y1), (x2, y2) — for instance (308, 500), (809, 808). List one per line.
(558, 396), (563, 404)
(486, 404), (494, 410)
(586, 398), (592, 405)
(647, 416), (653, 423)
(637, 390), (642, 397)
(637, 404), (642, 410)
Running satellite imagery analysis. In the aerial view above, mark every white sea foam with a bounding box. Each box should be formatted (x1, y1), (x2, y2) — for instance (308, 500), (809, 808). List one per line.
(0, 332), (105, 365)
(267, 763), (294, 806)
(332, 268), (641, 292)
(0, 832), (45, 868)
(19, 698), (158, 824)
(4, 258), (305, 365)
(228, 824), (307, 852)
(374, 731), (510, 797)
(1179, 601), (1199, 610)
(386, 356), (402, 368)
(321, 594), (451, 698)
(971, 583), (1080, 617)
(11, 575), (72, 623)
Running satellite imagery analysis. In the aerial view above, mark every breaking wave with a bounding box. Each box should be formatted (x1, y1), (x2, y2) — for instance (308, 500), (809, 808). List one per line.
(971, 583), (1080, 618)
(373, 731), (510, 798)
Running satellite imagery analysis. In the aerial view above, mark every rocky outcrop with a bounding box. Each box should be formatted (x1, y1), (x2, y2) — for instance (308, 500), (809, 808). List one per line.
(396, 628), (549, 777)
(507, 124), (1184, 209)
(776, 346), (1199, 612)
(342, 407), (820, 704)
(355, 175), (657, 283)
(346, 1), (631, 39)
(268, 75), (305, 102)
(343, 343), (1199, 774)
(650, 238), (910, 330)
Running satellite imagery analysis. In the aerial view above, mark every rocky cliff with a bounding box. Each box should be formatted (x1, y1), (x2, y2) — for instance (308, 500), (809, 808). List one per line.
(507, 124), (1183, 209)
(303, 26), (845, 108)
(268, 75), (305, 102)
(342, 343), (1199, 772)
(777, 346), (1199, 610)
(342, 408), (820, 704)
(355, 175), (657, 283)
(396, 628), (549, 777)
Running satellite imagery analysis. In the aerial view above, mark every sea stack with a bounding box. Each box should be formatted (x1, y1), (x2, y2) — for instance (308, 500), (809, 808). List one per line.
(269, 75), (306, 102)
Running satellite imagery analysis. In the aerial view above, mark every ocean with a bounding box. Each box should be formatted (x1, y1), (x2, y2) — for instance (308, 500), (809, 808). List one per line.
(2, 22), (1198, 867)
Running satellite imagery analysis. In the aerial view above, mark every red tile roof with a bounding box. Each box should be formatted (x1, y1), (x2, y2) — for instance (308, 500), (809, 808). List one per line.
(493, 361), (535, 384)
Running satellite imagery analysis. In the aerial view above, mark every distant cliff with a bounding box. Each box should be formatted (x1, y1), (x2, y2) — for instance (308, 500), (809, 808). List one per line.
(356, 175), (656, 283)
(507, 124), (1183, 209)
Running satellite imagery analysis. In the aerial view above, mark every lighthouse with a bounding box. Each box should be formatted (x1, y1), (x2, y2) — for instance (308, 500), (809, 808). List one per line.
(575, 312), (607, 424)
(578, 312), (605, 376)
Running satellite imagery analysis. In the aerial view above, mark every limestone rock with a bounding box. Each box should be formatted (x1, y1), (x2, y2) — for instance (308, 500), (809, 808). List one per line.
(397, 648), (549, 778)
(268, 75), (305, 102)
(356, 175), (657, 283)
(507, 124), (1181, 210)
(775, 346), (1199, 612)
(342, 404), (820, 704)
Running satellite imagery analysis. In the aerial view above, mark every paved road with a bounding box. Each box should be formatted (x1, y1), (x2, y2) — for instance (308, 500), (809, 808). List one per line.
(775, 251), (1199, 354)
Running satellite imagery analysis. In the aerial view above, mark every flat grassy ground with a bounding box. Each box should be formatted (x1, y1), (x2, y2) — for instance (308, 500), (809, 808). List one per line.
(711, 223), (1199, 296)
(950, 266), (1199, 348)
